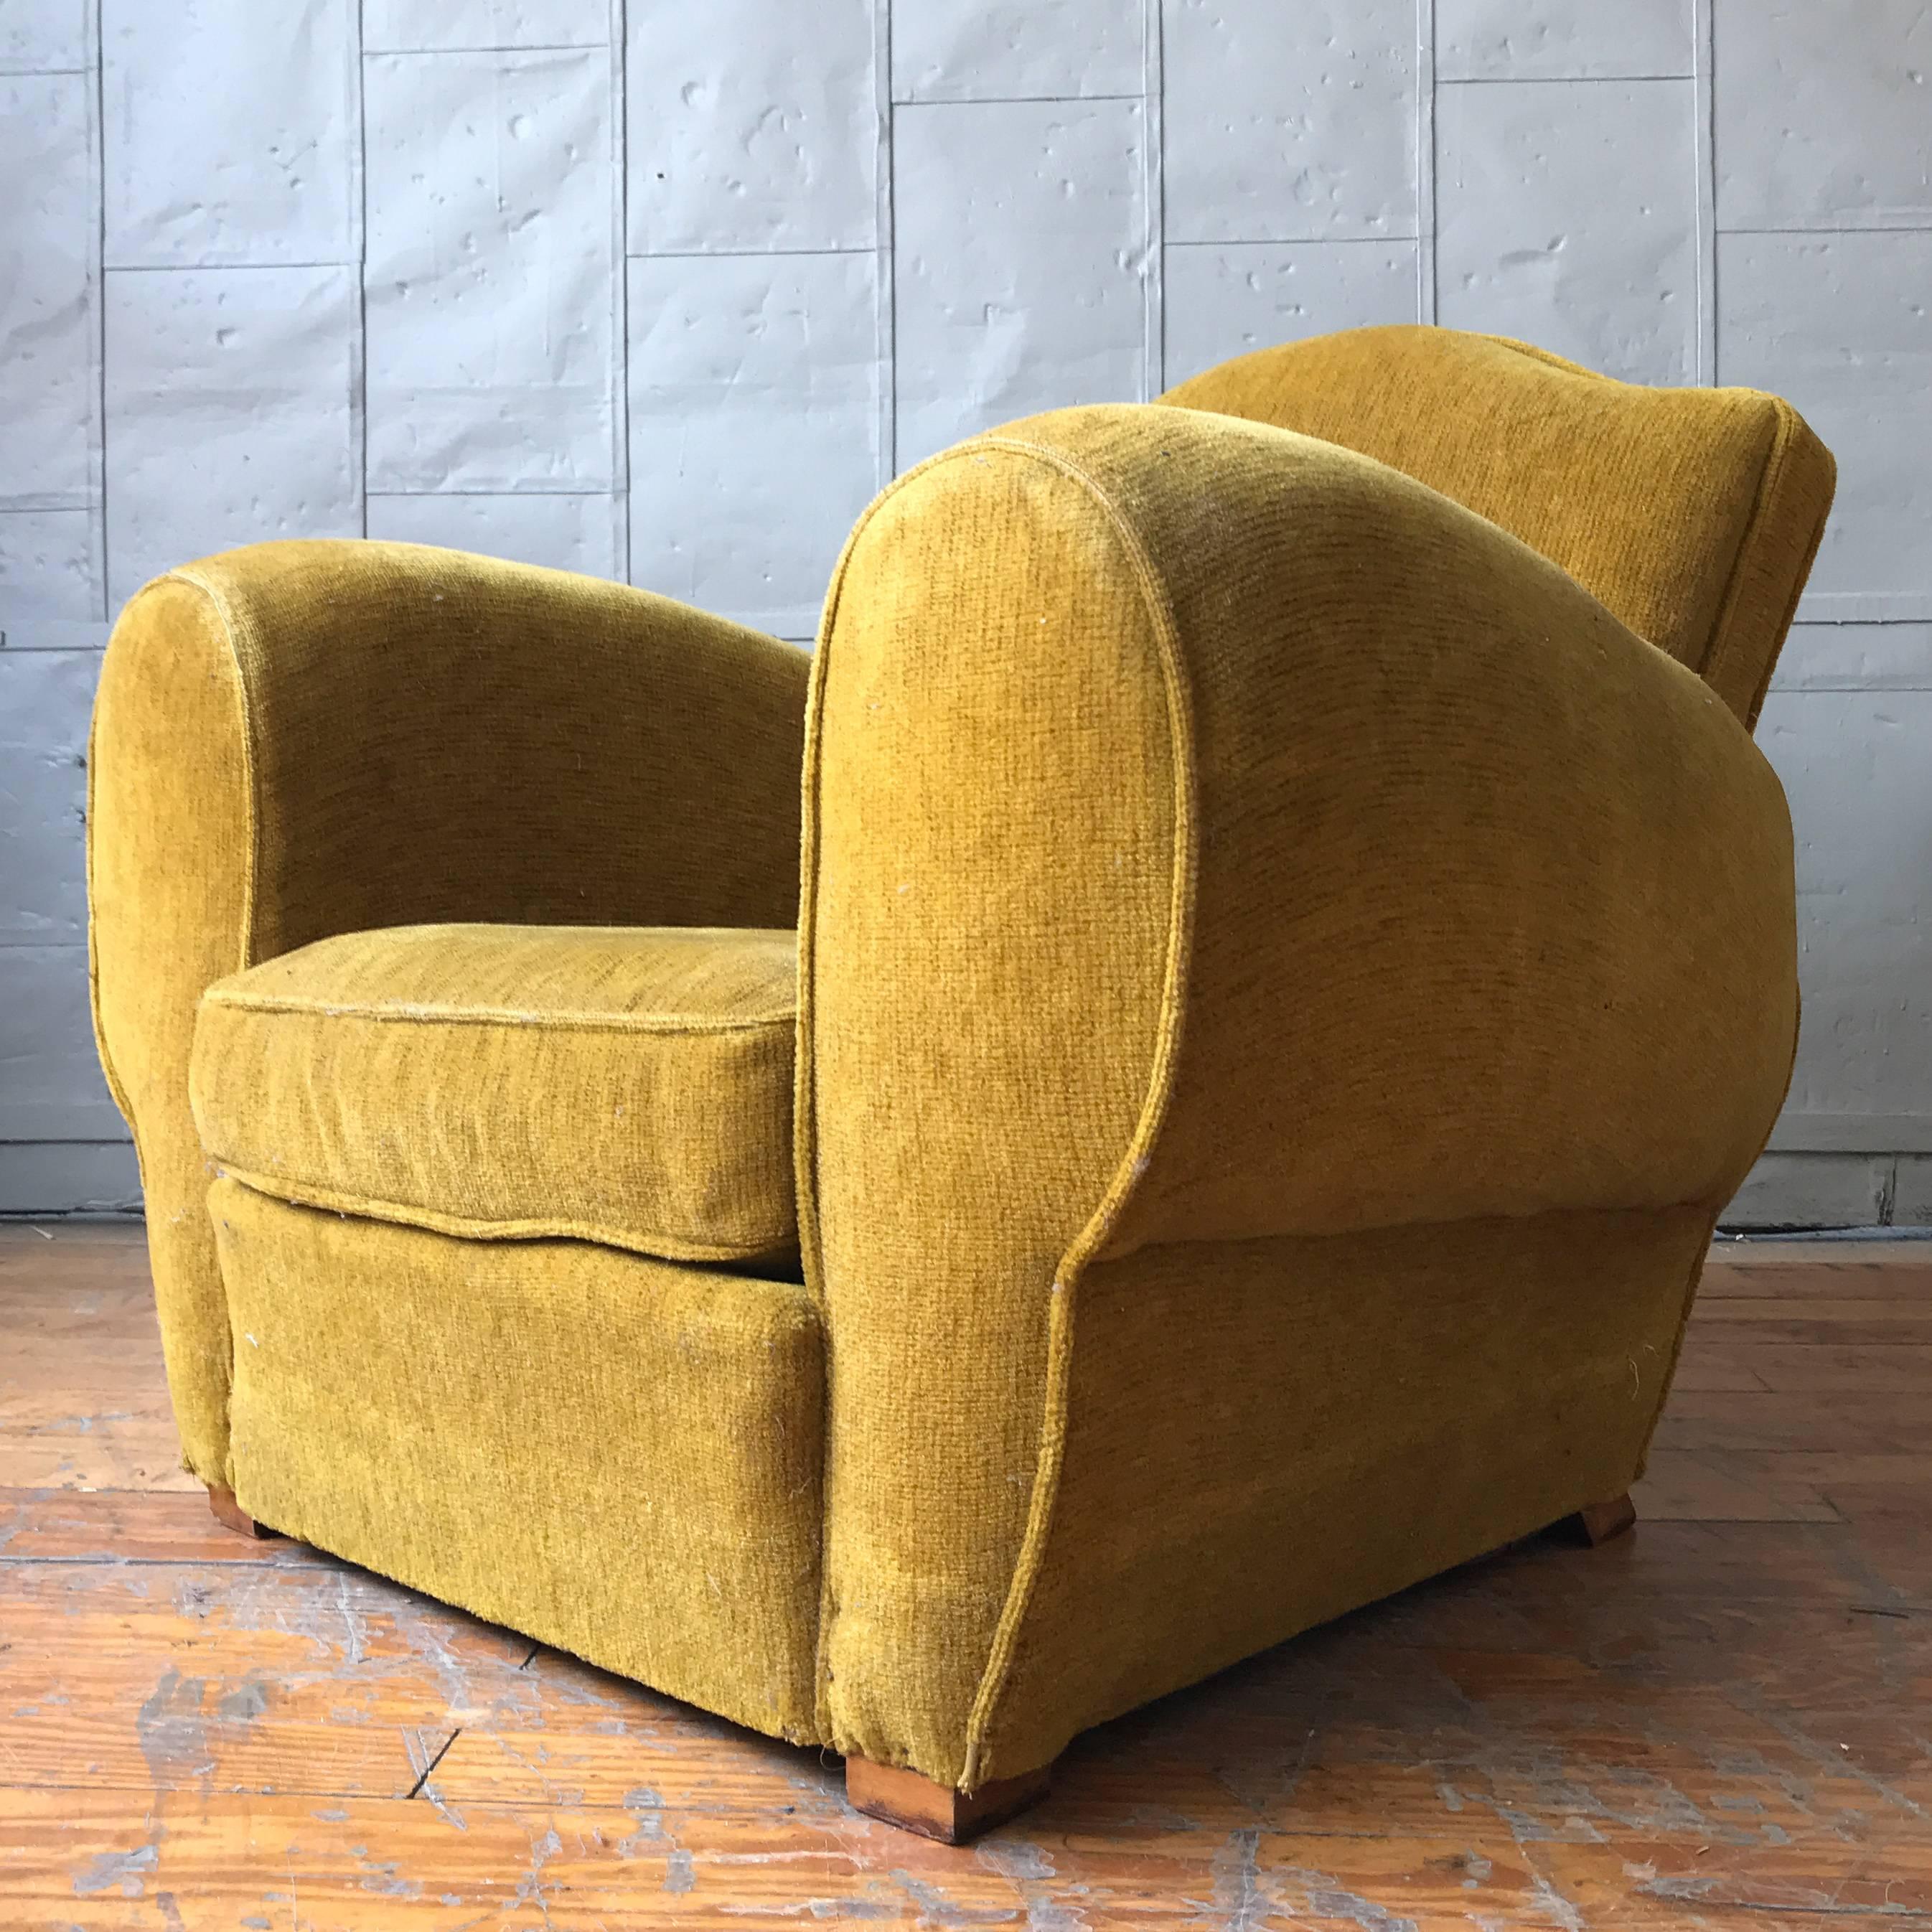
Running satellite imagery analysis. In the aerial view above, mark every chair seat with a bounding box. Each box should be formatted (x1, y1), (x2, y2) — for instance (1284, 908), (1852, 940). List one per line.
(190, 923), (799, 1265)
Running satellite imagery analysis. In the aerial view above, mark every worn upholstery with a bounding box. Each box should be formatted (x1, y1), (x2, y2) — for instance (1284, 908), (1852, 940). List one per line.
(88, 542), (810, 1480)
(89, 327), (1832, 1798)
(1163, 325), (1834, 727)
(192, 924), (799, 1265)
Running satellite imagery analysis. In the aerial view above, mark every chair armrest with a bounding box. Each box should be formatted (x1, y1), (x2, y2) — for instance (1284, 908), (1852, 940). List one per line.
(798, 404), (1796, 1786)
(89, 538), (810, 1481)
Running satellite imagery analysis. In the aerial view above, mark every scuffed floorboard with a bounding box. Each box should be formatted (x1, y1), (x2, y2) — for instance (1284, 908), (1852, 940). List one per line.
(1, 1222), (1928, 1927)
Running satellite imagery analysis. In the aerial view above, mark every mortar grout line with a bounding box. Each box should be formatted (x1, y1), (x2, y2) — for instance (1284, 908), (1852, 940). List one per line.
(1415, 0), (1437, 324)
(101, 261), (361, 272)
(365, 488), (621, 500)
(624, 245), (876, 261)
(1717, 220), (1932, 235)
(1163, 235), (1424, 249)
(890, 90), (1145, 107)
(612, 0), (631, 584)
(1437, 70), (1695, 84)
(1694, 0), (1718, 383)
(873, 0), (896, 484)
(1141, 0), (1163, 400)
(367, 42), (606, 55)
(354, 0), (369, 537)
(90, 0), (107, 619)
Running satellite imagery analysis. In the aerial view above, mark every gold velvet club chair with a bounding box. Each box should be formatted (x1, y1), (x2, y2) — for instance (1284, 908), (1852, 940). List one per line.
(89, 326), (1833, 1844)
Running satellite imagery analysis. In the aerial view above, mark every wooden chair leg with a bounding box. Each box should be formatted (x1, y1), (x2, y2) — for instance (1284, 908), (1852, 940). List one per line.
(845, 1755), (1051, 1844)
(207, 1484), (280, 1540)
(1567, 1491), (1637, 1547)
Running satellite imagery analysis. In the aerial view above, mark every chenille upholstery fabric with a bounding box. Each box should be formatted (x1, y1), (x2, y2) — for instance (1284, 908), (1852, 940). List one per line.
(191, 923), (799, 1265)
(1162, 325), (1835, 727)
(977, 1204), (1715, 1776)
(209, 1179), (825, 1742)
(89, 327), (1833, 1806)
(88, 543), (810, 1481)
(799, 401), (1809, 1787)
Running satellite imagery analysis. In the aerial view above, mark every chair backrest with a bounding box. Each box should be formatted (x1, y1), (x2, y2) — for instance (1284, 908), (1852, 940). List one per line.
(1162, 326), (1834, 728)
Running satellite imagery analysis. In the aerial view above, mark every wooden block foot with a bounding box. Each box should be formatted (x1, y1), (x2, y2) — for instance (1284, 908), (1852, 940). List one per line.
(1567, 1491), (1636, 1547)
(845, 1755), (1051, 1844)
(207, 1484), (280, 1540)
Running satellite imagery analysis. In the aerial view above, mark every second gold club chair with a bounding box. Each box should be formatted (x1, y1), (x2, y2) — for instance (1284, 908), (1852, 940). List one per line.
(89, 327), (1833, 1841)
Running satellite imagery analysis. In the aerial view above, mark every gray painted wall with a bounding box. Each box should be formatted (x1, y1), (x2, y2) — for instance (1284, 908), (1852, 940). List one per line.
(2, 2), (1928, 1221)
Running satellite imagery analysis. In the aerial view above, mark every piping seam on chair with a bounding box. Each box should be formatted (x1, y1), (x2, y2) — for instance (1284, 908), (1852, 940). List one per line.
(794, 428), (1201, 1779)
(1740, 405), (1834, 733)
(1637, 980), (1802, 1478)
(788, 426), (1101, 1748)
(1639, 976), (1804, 1474)
(157, 569), (266, 1488)
(1484, 334), (1824, 726)
(792, 442), (856, 1753)
(200, 990), (797, 1035)
(1633, 1214), (1721, 1484)
(210, 1162), (799, 1267)
(84, 618), (136, 1133)
(1483, 332), (1608, 385)
(1697, 398), (1806, 709)
(948, 435), (1201, 1791)
(167, 569), (266, 975)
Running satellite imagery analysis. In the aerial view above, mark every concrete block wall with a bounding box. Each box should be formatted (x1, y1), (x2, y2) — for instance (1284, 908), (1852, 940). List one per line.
(1, 1), (1928, 1222)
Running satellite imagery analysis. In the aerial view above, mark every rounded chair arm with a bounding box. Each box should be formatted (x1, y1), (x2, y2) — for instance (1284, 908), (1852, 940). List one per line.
(799, 402), (1796, 1788)
(89, 538), (810, 1480)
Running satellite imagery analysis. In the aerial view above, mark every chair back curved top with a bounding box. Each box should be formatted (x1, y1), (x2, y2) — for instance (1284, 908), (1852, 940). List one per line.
(1163, 325), (1834, 727)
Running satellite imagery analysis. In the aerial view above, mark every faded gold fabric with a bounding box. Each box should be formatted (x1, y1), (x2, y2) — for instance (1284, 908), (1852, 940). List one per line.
(192, 924), (799, 1265)
(798, 402), (1806, 1787)
(1163, 324), (1835, 726)
(210, 1179), (825, 1743)
(88, 542), (810, 1480)
(88, 330), (1832, 1806)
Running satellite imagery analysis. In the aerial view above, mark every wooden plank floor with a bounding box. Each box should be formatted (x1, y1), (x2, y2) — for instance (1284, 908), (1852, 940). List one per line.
(1, 1224), (1928, 1928)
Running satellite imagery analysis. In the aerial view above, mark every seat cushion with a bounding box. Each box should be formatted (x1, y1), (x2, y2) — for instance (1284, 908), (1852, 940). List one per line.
(190, 923), (798, 1265)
